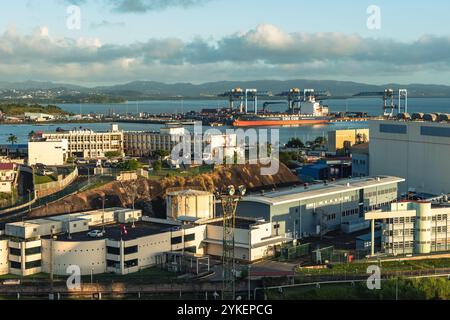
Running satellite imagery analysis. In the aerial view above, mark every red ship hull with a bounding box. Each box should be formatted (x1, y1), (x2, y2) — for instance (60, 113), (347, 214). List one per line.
(233, 118), (330, 127)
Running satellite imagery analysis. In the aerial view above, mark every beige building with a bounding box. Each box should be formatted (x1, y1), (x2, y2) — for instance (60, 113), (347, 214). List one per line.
(41, 124), (124, 159)
(124, 127), (187, 157)
(328, 129), (370, 153)
(0, 163), (18, 193)
(28, 139), (69, 166)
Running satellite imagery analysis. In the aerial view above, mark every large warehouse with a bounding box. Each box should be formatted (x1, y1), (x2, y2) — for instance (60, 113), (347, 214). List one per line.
(370, 119), (450, 195)
(234, 176), (404, 239)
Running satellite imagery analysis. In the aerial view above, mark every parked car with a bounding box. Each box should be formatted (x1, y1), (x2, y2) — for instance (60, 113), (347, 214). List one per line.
(87, 230), (105, 238)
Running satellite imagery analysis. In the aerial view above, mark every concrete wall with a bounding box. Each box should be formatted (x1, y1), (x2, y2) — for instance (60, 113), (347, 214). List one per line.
(41, 239), (107, 276)
(35, 167), (78, 198)
(0, 240), (8, 275)
(370, 120), (450, 195)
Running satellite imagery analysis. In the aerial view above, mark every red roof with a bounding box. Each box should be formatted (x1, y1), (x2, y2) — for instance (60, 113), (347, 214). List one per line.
(0, 163), (15, 170)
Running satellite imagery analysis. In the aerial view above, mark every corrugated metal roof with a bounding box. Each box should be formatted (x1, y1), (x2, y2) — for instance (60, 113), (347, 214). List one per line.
(243, 176), (405, 206)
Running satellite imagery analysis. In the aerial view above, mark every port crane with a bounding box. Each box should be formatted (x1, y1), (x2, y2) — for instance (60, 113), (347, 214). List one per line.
(353, 89), (408, 117)
(218, 88), (272, 114)
(268, 88), (331, 114)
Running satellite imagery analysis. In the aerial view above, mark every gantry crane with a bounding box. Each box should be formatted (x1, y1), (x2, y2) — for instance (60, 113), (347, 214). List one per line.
(218, 88), (272, 114)
(353, 89), (408, 117)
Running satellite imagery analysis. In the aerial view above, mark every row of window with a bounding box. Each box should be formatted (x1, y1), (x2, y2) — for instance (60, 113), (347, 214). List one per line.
(10, 260), (42, 270)
(8, 247), (41, 256)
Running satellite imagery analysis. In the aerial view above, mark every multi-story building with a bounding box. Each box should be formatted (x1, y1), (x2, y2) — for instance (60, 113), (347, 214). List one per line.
(233, 176), (404, 239)
(0, 191), (288, 276)
(0, 163), (18, 193)
(370, 118), (450, 195)
(41, 124), (124, 159)
(366, 201), (450, 256)
(351, 143), (369, 178)
(124, 127), (187, 157)
(28, 138), (69, 166)
(327, 129), (370, 153)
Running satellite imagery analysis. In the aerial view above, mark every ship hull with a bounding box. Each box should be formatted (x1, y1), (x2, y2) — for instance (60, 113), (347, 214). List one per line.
(233, 118), (330, 127)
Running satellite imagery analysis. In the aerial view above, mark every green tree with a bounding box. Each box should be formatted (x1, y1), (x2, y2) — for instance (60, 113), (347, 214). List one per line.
(121, 159), (141, 171)
(286, 138), (304, 149)
(105, 151), (122, 159)
(7, 134), (17, 146)
(154, 150), (170, 159)
(314, 136), (327, 147)
(152, 160), (163, 172)
(28, 131), (36, 139)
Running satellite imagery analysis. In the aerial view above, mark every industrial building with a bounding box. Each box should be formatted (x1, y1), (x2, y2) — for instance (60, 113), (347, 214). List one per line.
(0, 190), (288, 277)
(370, 119), (450, 195)
(234, 176), (404, 239)
(39, 124), (124, 159)
(327, 129), (370, 154)
(366, 200), (450, 256)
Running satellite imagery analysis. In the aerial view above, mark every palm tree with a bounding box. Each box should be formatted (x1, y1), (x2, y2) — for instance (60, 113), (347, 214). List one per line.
(7, 134), (17, 146)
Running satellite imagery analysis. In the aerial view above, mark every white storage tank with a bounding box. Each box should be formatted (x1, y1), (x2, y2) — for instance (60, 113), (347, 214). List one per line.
(166, 190), (215, 220)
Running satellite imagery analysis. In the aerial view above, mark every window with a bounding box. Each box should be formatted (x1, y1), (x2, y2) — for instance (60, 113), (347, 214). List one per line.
(421, 126), (450, 138)
(25, 247), (41, 256)
(185, 234), (196, 242)
(10, 261), (21, 269)
(124, 246), (138, 255)
(380, 124), (407, 134)
(107, 247), (120, 255)
(124, 259), (138, 269)
(9, 248), (21, 256)
(25, 260), (41, 269)
(171, 236), (183, 245)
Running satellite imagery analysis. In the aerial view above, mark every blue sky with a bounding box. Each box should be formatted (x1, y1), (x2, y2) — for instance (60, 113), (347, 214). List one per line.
(0, 0), (449, 85)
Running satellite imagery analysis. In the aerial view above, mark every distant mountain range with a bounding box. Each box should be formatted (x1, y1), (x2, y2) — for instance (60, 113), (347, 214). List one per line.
(1, 80), (450, 102)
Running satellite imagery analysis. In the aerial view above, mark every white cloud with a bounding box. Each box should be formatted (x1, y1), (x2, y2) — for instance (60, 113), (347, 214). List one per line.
(0, 24), (449, 84)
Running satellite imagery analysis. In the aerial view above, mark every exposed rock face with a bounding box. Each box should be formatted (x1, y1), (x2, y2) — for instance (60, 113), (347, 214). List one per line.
(29, 162), (299, 218)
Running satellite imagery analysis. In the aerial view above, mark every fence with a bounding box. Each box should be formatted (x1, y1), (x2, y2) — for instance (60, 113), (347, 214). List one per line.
(34, 167), (79, 198)
(280, 243), (311, 261)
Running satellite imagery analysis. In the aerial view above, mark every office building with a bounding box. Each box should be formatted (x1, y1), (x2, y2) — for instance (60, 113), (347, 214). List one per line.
(370, 119), (450, 195)
(40, 124), (124, 159)
(234, 176), (404, 239)
(366, 200), (450, 256)
(124, 127), (188, 157)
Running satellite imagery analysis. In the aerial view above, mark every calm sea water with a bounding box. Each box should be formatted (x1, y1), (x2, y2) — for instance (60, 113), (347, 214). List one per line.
(0, 97), (449, 145)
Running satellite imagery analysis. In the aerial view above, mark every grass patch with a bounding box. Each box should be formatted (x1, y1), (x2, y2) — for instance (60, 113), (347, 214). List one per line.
(266, 277), (450, 300)
(296, 258), (450, 277)
(149, 165), (214, 180)
(34, 174), (58, 185)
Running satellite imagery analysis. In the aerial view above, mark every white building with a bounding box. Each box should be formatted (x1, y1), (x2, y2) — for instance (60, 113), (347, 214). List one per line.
(24, 113), (55, 122)
(366, 201), (450, 256)
(41, 124), (124, 159)
(0, 163), (18, 193)
(28, 139), (69, 166)
(370, 119), (450, 195)
(0, 195), (288, 276)
(235, 176), (404, 239)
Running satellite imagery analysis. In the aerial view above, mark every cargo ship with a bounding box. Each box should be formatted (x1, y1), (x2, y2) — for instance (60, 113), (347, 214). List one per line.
(233, 94), (331, 127)
(233, 114), (331, 127)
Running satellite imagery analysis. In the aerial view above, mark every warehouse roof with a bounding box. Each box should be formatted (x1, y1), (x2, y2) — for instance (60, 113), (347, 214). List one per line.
(242, 176), (405, 206)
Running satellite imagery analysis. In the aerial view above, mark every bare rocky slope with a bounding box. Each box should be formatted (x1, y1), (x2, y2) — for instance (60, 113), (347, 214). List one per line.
(29, 162), (300, 219)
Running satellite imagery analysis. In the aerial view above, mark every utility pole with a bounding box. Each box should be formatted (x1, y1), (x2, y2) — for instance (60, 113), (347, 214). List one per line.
(215, 185), (246, 301)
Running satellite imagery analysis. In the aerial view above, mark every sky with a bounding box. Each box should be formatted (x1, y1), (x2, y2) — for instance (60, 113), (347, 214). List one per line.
(0, 0), (449, 86)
